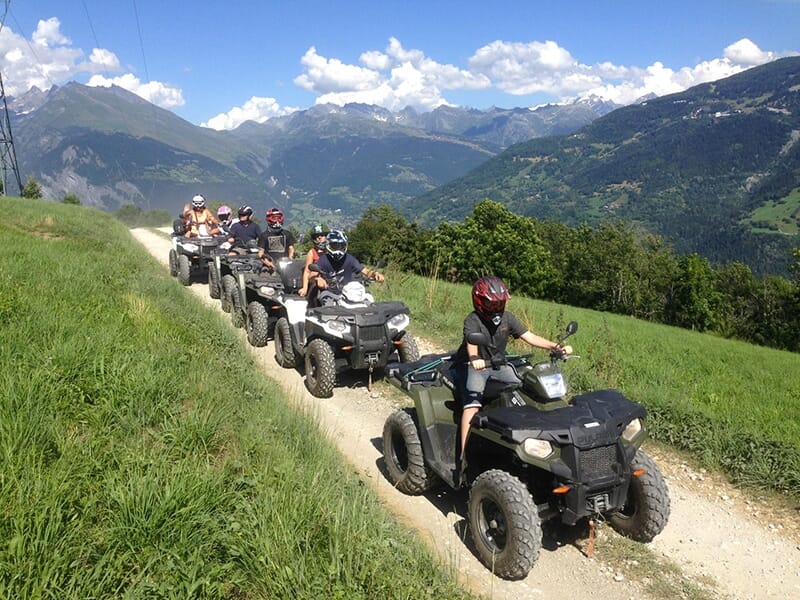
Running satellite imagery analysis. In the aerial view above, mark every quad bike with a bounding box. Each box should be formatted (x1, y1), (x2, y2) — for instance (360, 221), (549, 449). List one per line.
(274, 264), (420, 398)
(228, 257), (306, 348)
(168, 226), (225, 287)
(208, 241), (262, 308)
(381, 321), (670, 580)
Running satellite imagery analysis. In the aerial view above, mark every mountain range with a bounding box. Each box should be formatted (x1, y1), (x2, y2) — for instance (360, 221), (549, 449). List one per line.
(7, 56), (800, 275)
(8, 84), (616, 226)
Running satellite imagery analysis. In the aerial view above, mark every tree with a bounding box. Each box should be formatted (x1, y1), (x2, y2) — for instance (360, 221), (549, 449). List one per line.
(665, 253), (720, 332)
(61, 194), (81, 205)
(348, 205), (424, 270)
(21, 176), (42, 199)
(425, 200), (556, 298)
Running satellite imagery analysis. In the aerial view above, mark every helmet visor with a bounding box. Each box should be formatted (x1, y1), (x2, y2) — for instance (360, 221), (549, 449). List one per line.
(328, 240), (347, 253)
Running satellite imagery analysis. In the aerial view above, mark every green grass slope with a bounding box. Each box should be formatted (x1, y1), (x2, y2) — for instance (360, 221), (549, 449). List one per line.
(0, 198), (471, 599)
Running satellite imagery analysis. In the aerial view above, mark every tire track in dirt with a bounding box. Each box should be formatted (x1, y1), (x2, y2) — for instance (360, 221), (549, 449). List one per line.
(132, 228), (799, 599)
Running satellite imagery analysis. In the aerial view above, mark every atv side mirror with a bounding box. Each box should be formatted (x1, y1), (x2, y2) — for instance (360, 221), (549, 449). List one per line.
(308, 263), (321, 273)
(467, 332), (490, 346)
(566, 321), (578, 336)
(375, 259), (387, 269)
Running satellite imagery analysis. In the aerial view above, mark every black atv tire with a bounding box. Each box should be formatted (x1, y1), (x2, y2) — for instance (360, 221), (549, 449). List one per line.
(382, 409), (439, 494)
(229, 279), (245, 328)
(220, 274), (236, 313)
(304, 338), (336, 398)
(274, 317), (297, 368)
(246, 301), (270, 347)
(607, 449), (670, 542)
(397, 334), (420, 363)
(168, 249), (178, 277)
(177, 254), (191, 286)
(208, 264), (221, 299)
(468, 469), (542, 580)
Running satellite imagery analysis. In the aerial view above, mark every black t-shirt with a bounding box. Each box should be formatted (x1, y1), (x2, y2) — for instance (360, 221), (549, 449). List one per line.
(258, 228), (296, 260)
(454, 311), (527, 362)
(228, 221), (262, 246)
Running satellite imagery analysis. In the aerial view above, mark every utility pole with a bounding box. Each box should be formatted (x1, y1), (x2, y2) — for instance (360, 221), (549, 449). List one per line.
(0, 70), (22, 196)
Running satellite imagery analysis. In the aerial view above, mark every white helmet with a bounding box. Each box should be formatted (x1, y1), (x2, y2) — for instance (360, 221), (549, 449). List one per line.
(191, 194), (206, 209)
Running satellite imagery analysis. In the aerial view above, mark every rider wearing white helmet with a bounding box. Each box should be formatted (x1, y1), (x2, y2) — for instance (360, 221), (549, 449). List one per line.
(184, 194), (221, 237)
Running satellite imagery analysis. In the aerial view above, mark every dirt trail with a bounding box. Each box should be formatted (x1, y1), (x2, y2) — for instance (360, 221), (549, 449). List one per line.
(133, 228), (800, 600)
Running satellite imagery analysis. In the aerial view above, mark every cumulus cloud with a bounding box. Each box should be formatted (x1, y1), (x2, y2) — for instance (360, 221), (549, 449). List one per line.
(87, 74), (185, 109)
(292, 36), (794, 113)
(0, 17), (183, 110)
(201, 96), (299, 130)
(293, 37), (489, 112)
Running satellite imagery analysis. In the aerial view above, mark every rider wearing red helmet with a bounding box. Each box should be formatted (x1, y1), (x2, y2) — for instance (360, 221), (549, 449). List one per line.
(257, 207), (295, 271)
(455, 276), (572, 478)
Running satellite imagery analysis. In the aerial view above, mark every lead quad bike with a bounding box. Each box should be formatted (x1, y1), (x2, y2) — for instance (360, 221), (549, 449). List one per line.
(381, 321), (670, 580)
(168, 229), (226, 287)
(275, 264), (420, 398)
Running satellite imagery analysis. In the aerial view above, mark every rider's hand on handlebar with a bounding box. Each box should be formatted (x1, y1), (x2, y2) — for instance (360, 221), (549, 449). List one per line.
(551, 344), (573, 359)
(470, 358), (486, 371)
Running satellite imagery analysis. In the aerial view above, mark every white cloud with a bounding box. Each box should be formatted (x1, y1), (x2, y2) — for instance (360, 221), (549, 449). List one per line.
(0, 17), (183, 110)
(201, 96), (299, 130)
(87, 74), (185, 109)
(31, 17), (70, 47)
(293, 37), (489, 112)
(723, 38), (775, 66)
(294, 46), (383, 93)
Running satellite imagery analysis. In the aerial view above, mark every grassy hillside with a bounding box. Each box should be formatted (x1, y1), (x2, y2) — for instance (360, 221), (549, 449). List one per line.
(374, 271), (800, 498)
(0, 198), (472, 599)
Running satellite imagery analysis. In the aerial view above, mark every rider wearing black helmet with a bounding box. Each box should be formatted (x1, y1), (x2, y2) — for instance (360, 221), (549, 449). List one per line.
(299, 224), (328, 297)
(226, 205), (262, 254)
(455, 275), (573, 472)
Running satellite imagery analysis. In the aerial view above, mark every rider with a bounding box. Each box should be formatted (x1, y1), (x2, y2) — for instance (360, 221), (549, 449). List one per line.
(298, 224), (328, 297)
(226, 205), (262, 254)
(257, 207), (295, 272)
(184, 194), (221, 237)
(455, 276), (572, 472)
(312, 230), (384, 296)
(216, 205), (234, 235)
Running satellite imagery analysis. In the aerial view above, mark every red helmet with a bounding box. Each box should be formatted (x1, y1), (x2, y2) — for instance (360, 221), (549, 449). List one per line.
(472, 276), (510, 322)
(266, 207), (284, 230)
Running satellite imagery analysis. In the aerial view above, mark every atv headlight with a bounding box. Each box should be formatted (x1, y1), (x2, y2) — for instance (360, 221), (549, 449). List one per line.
(387, 313), (409, 332)
(323, 320), (350, 337)
(522, 438), (553, 459)
(259, 286), (276, 297)
(622, 418), (643, 442)
(182, 242), (199, 253)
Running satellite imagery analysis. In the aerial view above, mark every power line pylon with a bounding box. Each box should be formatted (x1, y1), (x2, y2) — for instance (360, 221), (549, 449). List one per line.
(0, 71), (22, 196)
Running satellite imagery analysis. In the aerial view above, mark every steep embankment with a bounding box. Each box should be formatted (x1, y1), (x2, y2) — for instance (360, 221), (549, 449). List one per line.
(133, 227), (800, 600)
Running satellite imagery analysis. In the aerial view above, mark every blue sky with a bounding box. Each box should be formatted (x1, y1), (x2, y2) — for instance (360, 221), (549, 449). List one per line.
(2, 0), (798, 130)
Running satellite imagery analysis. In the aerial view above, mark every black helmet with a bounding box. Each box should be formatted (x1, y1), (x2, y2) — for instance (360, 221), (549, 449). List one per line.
(238, 205), (253, 217)
(311, 224), (328, 251)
